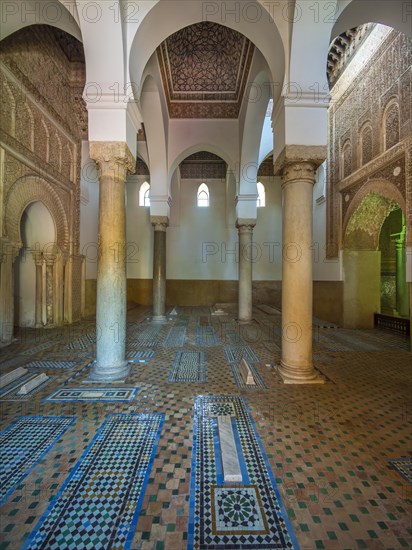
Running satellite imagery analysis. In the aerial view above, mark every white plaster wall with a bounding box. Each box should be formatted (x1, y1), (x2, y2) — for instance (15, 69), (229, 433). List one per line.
(313, 163), (343, 281)
(126, 176), (153, 278)
(14, 201), (55, 326)
(167, 178), (236, 280)
(165, 175), (282, 280)
(79, 141), (99, 279)
(253, 176), (282, 280)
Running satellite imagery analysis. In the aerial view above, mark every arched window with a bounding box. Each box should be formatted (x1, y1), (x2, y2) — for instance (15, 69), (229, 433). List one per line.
(257, 181), (266, 207)
(341, 140), (352, 179)
(383, 100), (399, 151)
(359, 123), (373, 166)
(139, 181), (150, 207)
(197, 183), (209, 207)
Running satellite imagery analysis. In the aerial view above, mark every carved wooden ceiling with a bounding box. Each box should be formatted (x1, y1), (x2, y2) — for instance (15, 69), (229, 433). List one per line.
(157, 22), (254, 119)
(327, 24), (374, 86)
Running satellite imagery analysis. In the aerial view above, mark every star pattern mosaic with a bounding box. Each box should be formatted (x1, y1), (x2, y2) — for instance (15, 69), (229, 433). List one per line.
(189, 395), (298, 549)
(212, 485), (269, 534)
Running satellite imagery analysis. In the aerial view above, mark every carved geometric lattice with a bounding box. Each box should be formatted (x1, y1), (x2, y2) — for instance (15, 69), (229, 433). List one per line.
(157, 22), (254, 118)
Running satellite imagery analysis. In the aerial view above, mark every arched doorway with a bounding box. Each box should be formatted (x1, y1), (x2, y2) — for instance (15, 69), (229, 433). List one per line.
(343, 190), (409, 328)
(14, 202), (56, 328)
(379, 208), (409, 317)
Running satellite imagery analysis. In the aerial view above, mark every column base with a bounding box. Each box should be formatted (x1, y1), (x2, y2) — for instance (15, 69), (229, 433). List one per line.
(278, 360), (325, 384)
(87, 360), (130, 383)
(151, 315), (167, 322)
(238, 317), (253, 324)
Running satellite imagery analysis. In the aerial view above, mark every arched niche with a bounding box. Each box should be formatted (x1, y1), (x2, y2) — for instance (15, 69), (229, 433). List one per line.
(14, 201), (55, 327)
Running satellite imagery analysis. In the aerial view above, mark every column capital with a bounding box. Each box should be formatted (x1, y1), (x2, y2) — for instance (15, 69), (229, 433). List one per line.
(236, 219), (256, 232)
(32, 252), (43, 266)
(273, 145), (327, 180)
(150, 216), (169, 232)
(44, 255), (56, 267)
(89, 141), (135, 182)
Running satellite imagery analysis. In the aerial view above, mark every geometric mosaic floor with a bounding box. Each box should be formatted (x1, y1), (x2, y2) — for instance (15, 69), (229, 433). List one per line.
(23, 414), (163, 549)
(0, 305), (411, 549)
(0, 416), (75, 505)
(44, 387), (139, 402)
(228, 361), (267, 389)
(189, 395), (298, 548)
(387, 458), (412, 485)
(168, 351), (206, 383)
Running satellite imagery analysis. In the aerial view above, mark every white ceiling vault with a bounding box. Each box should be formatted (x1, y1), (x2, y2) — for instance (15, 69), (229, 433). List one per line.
(1, 0), (410, 209)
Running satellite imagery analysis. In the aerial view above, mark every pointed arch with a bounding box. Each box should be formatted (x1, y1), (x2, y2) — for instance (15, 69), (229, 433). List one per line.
(197, 183), (209, 207)
(359, 121), (373, 166)
(257, 182), (266, 207)
(139, 181), (151, 207)
(341, 140), (352, 179)
(383, 99), (400, 151)
(5, 175), (69, 254)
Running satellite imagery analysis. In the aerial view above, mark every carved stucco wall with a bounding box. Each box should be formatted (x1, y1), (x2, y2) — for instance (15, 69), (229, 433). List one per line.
(344, 191), (399, 250)
(0, 26), (87, 323)
(327, 29), (412, 255)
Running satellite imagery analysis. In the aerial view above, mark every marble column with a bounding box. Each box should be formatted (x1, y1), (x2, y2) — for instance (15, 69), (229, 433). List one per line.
(45, 257), (54, 326)
(33, 253), (43, 328)
(89, 142), (135, 381)
(151, 217), (168, 321)
(395, 225), (409, 317)
(0, 239), (19, 345)
(237, 221), (255, 322)
(275, 148), (325, 383)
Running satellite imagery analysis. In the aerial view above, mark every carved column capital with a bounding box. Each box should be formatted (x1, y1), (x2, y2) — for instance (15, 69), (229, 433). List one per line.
(32, 252), (44, 266)
(44, 255), (56, 267)
(236, 219), (256, 233)
(273, 145), (327, 187)
(89, 141), (135, 182)
(150, 216), (169, 232)
(281, 162), (318, 187)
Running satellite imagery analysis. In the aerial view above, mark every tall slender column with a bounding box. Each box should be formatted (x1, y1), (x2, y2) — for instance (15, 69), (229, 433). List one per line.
(276, 154), (324, 384)
(0, 239), (19, 345)
(33, 252), (43, 328)
(89, 142), (135, 381)
(45, 257), (54, 326)
(151, 217), (168, 321)
(395, 225), (409, 317)
(237, 221), (255, 322)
